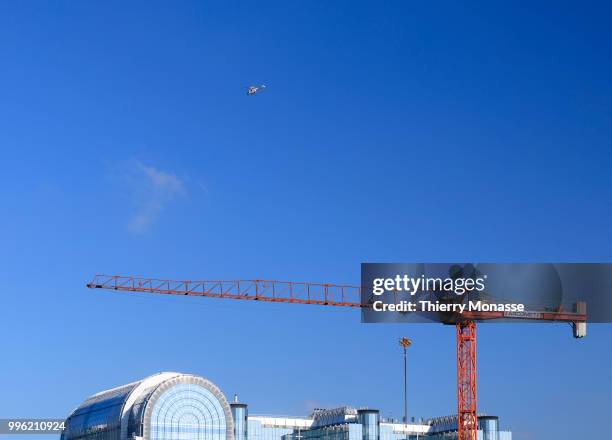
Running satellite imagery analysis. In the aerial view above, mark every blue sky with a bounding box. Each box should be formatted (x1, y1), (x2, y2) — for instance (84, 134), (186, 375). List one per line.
(0, 2), (611, 440)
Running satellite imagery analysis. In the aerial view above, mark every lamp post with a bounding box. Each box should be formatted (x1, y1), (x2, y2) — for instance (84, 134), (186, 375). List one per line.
(399, 337), (412, 440)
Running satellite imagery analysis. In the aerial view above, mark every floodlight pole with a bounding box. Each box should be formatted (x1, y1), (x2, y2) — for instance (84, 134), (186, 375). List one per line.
(399, 337), (412, 440)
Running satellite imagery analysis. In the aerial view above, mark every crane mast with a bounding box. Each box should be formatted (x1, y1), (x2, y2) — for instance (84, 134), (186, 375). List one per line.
(456, 321), (477, 440)
(87, 274), (586, 440)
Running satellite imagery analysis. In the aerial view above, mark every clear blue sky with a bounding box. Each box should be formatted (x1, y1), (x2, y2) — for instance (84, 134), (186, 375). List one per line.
(0, 2), (611, 440)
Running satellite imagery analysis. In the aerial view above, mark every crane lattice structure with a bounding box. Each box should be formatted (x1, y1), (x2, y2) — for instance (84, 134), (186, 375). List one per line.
(87, 274), (587, 440)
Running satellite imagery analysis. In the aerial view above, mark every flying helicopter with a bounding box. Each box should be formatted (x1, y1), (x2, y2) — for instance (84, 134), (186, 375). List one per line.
(246, 84), (266, 96)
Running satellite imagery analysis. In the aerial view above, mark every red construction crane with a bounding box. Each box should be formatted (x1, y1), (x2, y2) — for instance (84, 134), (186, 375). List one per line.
(86, 274), (587, 440)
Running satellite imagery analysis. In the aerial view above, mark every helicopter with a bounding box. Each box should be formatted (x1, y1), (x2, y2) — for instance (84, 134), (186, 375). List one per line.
(246, 84), (266, 96)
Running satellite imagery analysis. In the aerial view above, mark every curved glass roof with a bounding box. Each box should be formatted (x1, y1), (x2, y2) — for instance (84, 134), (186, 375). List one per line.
(62, 372), (232, 440)
(62, 381), (140, 440)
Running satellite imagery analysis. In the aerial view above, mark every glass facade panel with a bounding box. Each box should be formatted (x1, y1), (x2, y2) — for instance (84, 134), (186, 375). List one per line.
(357, 411), (379, 440)
(477, 418), (499, 440)
(149, 383), (228, 440)
(61, 385), (136, 440)
(231, 405), (248, 440)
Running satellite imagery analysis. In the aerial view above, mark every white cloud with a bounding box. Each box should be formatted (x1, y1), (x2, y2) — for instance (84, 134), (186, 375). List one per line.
(126, 162), (187, 233)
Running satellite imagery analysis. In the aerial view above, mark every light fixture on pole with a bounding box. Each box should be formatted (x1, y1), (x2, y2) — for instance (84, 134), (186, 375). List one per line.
(399, 337), (412, 439)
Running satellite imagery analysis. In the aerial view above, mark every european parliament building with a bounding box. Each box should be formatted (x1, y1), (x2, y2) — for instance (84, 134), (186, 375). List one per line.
(61, 372), (511, 440)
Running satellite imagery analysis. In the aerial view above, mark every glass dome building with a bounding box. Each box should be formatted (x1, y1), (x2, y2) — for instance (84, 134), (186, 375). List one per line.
(61, 372), (234, 440)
